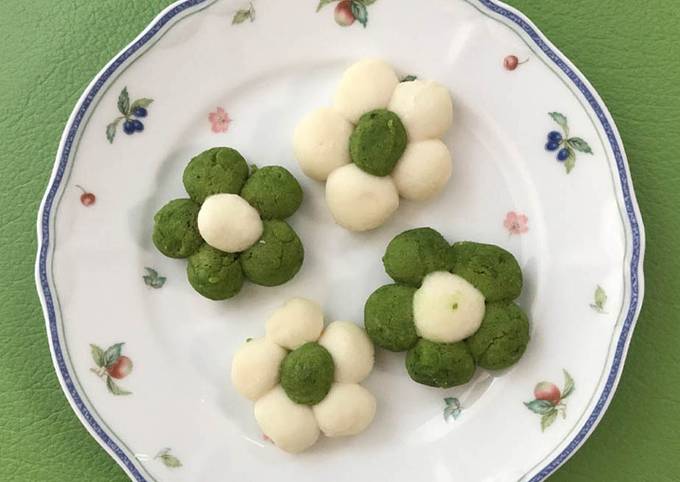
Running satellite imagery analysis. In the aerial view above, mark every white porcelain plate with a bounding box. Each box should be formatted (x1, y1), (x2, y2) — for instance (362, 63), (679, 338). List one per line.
(36, 1), (645, 481)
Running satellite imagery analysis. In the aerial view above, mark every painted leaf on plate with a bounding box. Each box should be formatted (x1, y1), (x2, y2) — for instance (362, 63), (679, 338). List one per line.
(548, 111), (568, 132)
(90, 344), (105, 367)
(561, 370), (575, 399)
(316, 0), (336, 11)
(106, 375), (131, 396)
(130, 98), (154, 112)
(568, 137), (593, 154)
(103, 343), (124, 367)
(117, 87), (130, 116)
(524, 399), (554, 415)
(541, 409), (558, 431)
(351, 0), (368, 27)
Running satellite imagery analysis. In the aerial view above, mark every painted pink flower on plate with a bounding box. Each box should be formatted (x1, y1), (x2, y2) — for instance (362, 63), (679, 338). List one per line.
(208, 107), (232, 133)
(504, 211), (529, 235)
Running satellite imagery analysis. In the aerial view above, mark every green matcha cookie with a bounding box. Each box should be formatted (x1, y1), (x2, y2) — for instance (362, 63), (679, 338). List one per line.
(187, 244), (244, 300)
(350, 109), (407, 176)
(240, 166), (303, 220)
(405, 339), (475, 388)
(383, 227), (453, 286)
(364, 284), (418, 352)
(239, 220), (304, 286)
(152, 198), (203, 258)
(183, 147), (249, 203)
(450, 242), (522, 302)
(466, 301), (530, 370)
(280, 342), (334, 405)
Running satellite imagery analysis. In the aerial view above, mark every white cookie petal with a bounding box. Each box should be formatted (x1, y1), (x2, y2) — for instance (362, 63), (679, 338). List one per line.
(413, 271), (486, 343)
(333, 59), (400, 124)
(231, 338), (287, 401)
(266, 298), (325, 350)
(388, 79), (453, 141)
(197, 193), (263, 253)
(293, 107), (353, 181)
(254, 385), (320, 453)
(318, 321), (374, 383)
(325, 164), (399, 232)
(313, 383), (376, 437)
(392, 139), (452, 201)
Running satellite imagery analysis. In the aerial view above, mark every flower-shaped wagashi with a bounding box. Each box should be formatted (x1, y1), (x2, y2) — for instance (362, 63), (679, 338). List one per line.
(231, 298), (377, 453)
(152, 147), (304, 299)
(294, 59), (454, 231)
(364, 228), (530, 388)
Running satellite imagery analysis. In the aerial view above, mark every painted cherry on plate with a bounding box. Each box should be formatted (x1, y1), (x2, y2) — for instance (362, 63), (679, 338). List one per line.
(76, 185), (95, 206)
(504, 55), (528, 71)
(534, 381), (561, 405)
(335, 0), (355, 26)
(107, 355), (133, 379)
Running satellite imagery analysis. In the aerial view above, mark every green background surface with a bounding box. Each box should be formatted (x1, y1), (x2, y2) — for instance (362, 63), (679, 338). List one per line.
(1, 1), (678, 481)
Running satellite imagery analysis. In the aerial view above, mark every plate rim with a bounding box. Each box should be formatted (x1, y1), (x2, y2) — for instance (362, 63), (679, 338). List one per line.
(34, 1), (646, 481)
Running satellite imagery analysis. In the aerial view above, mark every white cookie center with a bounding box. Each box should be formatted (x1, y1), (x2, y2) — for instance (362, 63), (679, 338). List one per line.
(413, 271), (486, 343)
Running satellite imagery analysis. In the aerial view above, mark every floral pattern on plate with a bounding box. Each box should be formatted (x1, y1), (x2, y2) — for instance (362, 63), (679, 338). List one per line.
(232, 2), (256, 24)
(544, 112), (593, 173)
(504, 211), (529, 235)
(155, 448), (182, 468)
(106, 88), (153, 143)
(208, 107), (232, 133)
(591, 285), (607, 313)
(143, 267), (166, 289)
(90, 343), (133, 395)
(443, 397), (462, 422)
(317, 0), (377, 28)
(524, 370), (575, 431)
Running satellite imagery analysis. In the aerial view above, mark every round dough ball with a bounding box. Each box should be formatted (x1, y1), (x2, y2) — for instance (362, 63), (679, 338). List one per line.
(405, 338), (475, 388)
(254, 385), (320, 453)
(318, 321), (374, 383)
(334, 59), (399, 124)
(231, 338), (287, 401)
(313, 383), (376, 437)
(392, 139), (452, 201)
(183, 147), (249, 203)
(152, 198), (203, 258)
(466, 301), (530, 370)
(187, 244), (244, 300)
(388, 79), (453, 141)
(382, 227), (453, 286)
(239, 220), (304, 286)
(413, 271), (486, 343)
(197, 193), (263, 253)
(280, 342), (334, 406)
(293, 107), (353, 181)
(240, 166), (303, 220)
(325, 163), (399, 232)
(364, 284), (418, 352)
(349, 109), (407, 176)
(266, 298), (325, 350)
(450, 241), (523, 302)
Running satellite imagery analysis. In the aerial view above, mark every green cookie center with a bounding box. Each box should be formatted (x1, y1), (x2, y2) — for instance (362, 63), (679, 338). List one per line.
(349, 109), (407, 176)
(280, 342), (334, 405)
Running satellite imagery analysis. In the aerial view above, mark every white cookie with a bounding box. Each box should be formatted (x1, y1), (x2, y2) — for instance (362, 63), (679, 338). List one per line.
(413, 271), (485, 343)
(266, 298), (324, 350)
(293, 107), (353, 181)
(333, 59), (399, 124)
(254, 386), (320, 453)
(388, 79), (453, 141)
(231, 338), (286, 401)
(325, 164), (399, 232)
(197, 193), (263, 253)
(313, 383), (376, 437)
(318, 321), (374, 383)
(392, 139), (452, 201)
